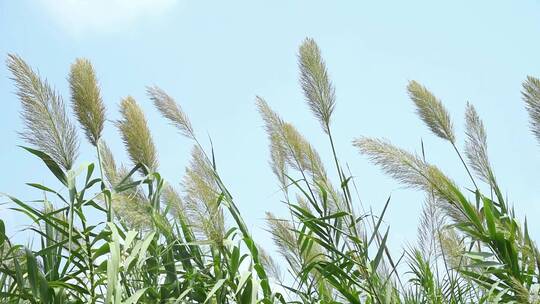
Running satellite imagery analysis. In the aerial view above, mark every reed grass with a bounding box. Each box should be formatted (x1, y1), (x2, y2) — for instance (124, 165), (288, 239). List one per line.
(2, 39), (540, 304)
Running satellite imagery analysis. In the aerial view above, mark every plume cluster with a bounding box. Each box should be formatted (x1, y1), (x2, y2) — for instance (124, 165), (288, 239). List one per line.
(257, 97), (342, 210)
(257, 98), (327, 181)
(299, 38), (336, 134)
(69, 58), (106, 146)
(97, 140), (151, 228)
(407, 81), (455, 143)
(117, 96), (158, 172)
(7, 54), (79, 170)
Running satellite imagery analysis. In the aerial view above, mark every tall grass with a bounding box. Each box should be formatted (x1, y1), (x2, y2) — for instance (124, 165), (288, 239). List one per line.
(1, 39), (539, 303)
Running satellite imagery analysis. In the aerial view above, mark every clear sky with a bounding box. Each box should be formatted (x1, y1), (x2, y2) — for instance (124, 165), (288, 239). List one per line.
(2, 0), (540, 256)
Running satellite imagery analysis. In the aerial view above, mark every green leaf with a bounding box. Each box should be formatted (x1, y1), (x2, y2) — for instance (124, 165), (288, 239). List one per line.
(204, 278), (226, 303)
(20, 146), (67, 186)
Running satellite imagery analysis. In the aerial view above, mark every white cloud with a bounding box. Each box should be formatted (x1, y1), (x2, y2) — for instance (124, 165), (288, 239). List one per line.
(38, 0), (179, 35)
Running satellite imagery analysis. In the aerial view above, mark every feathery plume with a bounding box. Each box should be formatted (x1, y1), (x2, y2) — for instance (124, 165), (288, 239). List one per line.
(257, 245), (282, 281)
(111, 191), (152, 229)
(162, 184), (185, 219)
(298, 38), (336, 134)
(464, 103), (494, 184)
(354, 137), (468, 223)
(354, 137), (428, 190)
(69, 58), (106, 146)
(438, 228), (466, 270)
(116, 96), (158, 171)
(94, 142), (151, 228)
(256, 96), (285, 135)
(266, 212), (301, 272)
(7, 54), (79, 170)
(269, 132), (288, 190)
(183, 146), (225, 243)
(407, 81), (455, 143)
(522, 76), (540, 145)
(257, 97), (345, 209)
(417, 194), (445, 261)
(97, 141), (119, 187)
(257, 97), (290, 189)
(111, 165), (152, 229)
(147, 86), (195, 139)
(257, 98), (327, 181)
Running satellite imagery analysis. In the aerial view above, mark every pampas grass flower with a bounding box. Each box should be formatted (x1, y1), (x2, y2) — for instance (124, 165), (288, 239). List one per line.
(407, 80), (455, 143)
(117, 96), (158, 171)
(69, 58), (106, 146)
(7, 54), (79, 170)
(299, 38), (336, 134)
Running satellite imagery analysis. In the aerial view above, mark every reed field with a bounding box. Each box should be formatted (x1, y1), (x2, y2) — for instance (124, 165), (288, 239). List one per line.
(1, 38), (540, 303)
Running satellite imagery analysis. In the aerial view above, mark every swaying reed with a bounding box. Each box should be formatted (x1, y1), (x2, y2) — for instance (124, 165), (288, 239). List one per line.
(407, 80), (455, 143)
(4, 38), (540, 304)
(299, 38), (336, 134)
(116, 96), (158, 171)
(7, 54), (79, 170)
(69, 58), (106, 146)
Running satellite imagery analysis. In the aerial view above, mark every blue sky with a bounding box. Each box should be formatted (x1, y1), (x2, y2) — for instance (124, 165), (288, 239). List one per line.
(2, 0), (540, 255)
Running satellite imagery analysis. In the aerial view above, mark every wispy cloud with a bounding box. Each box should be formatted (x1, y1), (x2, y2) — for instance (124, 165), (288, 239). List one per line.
(38, 0), (179, 35)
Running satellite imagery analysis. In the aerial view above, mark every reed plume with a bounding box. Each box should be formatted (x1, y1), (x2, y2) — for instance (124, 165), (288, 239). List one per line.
(438, 228), (467, 270)
(147, 86), (195, 139)
(354, 137), (468, 223)
(97, 141), (119, 187)
(117, 96), (158, 171)
(257, 97), (326, 182)
(7, 54), (79, 170)
(94, 140), (151, 227)
(183, 146), (224, 244)
(417, 194), (444, 260)
(69, 58), (106, 146)
(464, 103), (494, 185)
(111, 190), (152, 229)
(522, 76), (540, 145)
(265, 212), (301, 272)
(162, 184), (186, 220)
(299, 38), (336, 134)
(257, 245), (282, 281)
(257, 97), (344, 210)
(407, 80), (455, 143)
(354, 137), (428, 190)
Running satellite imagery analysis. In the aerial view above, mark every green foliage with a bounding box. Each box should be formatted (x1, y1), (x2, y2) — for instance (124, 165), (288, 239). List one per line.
(2, 39), (540, 304)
